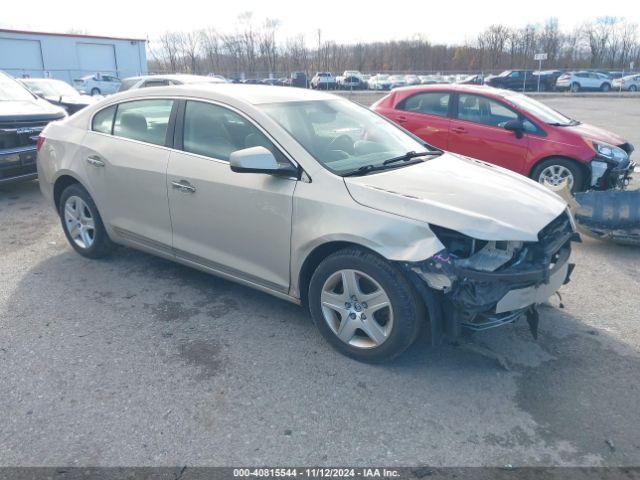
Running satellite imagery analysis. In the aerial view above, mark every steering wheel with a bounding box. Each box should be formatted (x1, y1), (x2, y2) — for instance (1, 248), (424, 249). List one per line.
(327, 135), (355, 155)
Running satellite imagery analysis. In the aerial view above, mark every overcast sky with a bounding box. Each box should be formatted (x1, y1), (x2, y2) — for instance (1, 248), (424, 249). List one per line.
(2, 0), (639, 45)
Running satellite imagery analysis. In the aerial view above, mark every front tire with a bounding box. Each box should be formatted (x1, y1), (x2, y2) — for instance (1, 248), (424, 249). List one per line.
(629, 85), (637, 92)
(570, 82), (580, 93)
(90, 87), (101, 96)
(531, 157), (585, 193)
(601, 83), (611, 92)
(308, 248), (424, 362)
(59, 183), (113, 258)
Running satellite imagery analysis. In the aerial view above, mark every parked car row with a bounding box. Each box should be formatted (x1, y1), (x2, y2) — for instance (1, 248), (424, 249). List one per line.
(312, 69), (639, 92)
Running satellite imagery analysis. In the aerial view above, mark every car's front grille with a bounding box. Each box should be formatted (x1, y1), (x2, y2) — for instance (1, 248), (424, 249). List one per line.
(0, 120), (48, 151)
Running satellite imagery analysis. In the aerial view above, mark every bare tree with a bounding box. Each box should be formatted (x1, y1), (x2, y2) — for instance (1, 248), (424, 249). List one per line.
(148, 15), (639, 78)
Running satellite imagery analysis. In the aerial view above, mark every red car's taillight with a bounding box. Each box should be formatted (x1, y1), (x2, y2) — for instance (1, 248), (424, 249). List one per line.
(36, 136), (45, 152)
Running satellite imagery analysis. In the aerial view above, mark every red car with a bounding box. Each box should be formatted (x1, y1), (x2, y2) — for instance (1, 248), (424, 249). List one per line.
(372, 85), (635, 192)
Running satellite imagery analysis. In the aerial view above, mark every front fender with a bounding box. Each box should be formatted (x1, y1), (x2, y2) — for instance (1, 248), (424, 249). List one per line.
(289, 179), (444, 298)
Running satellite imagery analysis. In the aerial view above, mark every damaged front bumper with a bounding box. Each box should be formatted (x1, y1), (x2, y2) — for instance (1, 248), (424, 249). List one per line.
(589, 151), (635, 190)
(401, 211), (577, 341)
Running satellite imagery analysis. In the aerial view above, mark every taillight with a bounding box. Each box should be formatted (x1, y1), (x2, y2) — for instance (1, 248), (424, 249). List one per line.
(36, 136), (45, 152)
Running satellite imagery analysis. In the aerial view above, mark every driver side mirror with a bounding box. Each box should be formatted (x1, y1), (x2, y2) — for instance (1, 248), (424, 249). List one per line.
(230, 146), (298, 177)
(503, 119), (525, 139)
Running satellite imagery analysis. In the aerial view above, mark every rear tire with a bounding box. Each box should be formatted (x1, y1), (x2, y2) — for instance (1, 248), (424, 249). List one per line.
(570, 82), (580, 93)
(59, 183), (113, 258)
(601, 83), (611, 92)
(308, 247), (424, 363)
(531, 157), (585, 193)
(630, 85), (637, 92)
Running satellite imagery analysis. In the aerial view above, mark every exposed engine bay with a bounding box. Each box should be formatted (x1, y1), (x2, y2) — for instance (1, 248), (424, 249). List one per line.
(401, 211), (578, 342)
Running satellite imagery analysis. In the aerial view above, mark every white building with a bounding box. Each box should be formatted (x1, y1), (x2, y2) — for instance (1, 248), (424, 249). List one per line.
(0, 28), (147, 83)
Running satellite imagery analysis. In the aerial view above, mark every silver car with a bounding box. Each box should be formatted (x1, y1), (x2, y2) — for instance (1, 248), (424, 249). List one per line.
(37, 85), (576, 362)
(612, 74), (640, 92)
(72, 73), (121, 96)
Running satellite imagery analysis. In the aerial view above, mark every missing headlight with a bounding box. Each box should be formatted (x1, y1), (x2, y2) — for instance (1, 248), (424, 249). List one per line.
(428, 224), (487, 258)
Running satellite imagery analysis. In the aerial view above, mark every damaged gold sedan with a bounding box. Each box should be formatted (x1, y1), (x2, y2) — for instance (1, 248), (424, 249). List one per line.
(38, 85), (578, 362)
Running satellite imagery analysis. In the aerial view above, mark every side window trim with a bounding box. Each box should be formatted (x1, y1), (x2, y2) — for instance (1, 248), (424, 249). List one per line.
(91, 104), (117, 134)
(165, 99), (180, 149)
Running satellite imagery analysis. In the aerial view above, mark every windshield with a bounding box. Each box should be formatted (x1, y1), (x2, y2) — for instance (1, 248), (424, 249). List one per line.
(260, 99), (433, 176)
(504, 92), (576, 126)
(24, 79), (79, 97)
(0, 73), (35, 101)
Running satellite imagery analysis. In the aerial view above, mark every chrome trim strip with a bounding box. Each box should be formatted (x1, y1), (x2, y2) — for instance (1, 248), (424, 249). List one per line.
(0, 145), (37, 156)
(112, 226), (174, 255)
(174, 247), (287, 294)
(112, 226), (291, 298)
(0, 172), (38, 184)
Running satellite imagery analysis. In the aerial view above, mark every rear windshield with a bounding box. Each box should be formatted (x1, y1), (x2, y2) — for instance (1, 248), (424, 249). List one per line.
(0, 73), (35, 101)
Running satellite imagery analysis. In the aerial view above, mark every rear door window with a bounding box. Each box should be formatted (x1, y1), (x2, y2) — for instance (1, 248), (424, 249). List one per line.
(398, 92), (450, 117)
(113, 99), (173, 146)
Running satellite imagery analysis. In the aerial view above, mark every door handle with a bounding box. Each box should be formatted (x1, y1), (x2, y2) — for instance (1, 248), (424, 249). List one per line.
(86, 155), (105, 167)
(171, 180), (196, 193)
(452, 127), (467, 134)
(395, 115), (408, 123)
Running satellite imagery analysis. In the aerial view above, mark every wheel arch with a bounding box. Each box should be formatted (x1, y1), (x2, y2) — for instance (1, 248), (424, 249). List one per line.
(297, 239), (445, 346)
(53, 173), (85, 211)
(528, 155), (589, 190)
(527, 154), (588, 176)
(298, 241), (379, 308)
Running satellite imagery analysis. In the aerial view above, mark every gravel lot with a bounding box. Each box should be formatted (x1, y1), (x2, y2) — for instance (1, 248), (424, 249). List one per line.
(1, 96), (639, 467)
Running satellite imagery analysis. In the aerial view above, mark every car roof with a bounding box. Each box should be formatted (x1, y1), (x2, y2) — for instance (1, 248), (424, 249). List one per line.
(112, 83), (340, 105)
(391, 84), (507, 96)
(21, 77), (64, 84)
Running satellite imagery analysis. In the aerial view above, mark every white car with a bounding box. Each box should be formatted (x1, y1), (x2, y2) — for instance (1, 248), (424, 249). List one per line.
(404, 75), (421, 86)
(388, 75), (407, 89)
(555, 71), (612, 92)
(612, 74), (640, 92)
(368, 74), (391, 90)
(36, 84), (575, 361)
(118, 74), (226, 92)
(73, 74), (121, 96)
(310, 72), (336, 90)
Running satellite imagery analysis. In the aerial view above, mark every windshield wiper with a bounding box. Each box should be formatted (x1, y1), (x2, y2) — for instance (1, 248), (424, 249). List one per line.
(342, 150), (443, 177)
(547, 119), (581, 127)
(382, 150), (443, 165)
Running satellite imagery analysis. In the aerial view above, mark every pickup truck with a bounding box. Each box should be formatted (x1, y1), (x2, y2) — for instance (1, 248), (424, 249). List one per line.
(0, 71), (66, 185)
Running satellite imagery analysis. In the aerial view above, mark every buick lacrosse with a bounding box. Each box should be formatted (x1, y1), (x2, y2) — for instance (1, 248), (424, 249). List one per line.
(37, 85), (576, 362)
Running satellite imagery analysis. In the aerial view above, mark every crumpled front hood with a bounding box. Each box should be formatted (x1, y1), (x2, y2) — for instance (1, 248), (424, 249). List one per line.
(564, 122), (627, 146)
(344, 153), (567, 241)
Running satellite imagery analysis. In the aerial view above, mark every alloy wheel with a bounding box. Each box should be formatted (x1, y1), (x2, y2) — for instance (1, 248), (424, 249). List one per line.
(538, 165), (575, 190)
(64, 195), (96, 249)
(320, 269), (394, 349)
